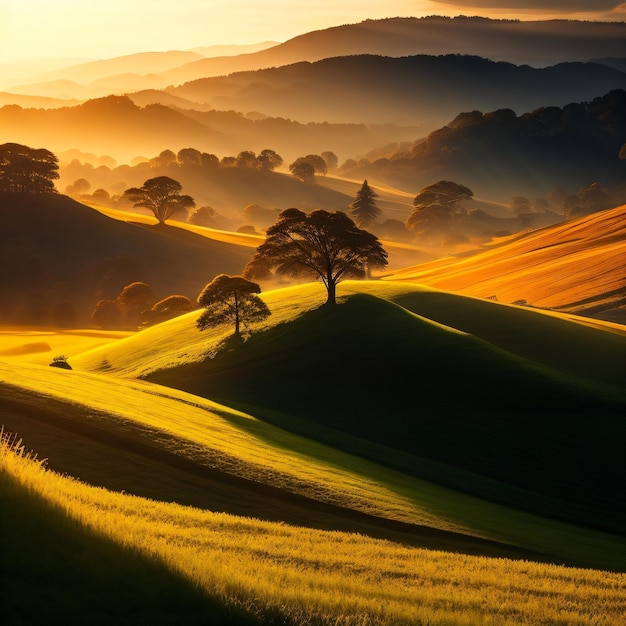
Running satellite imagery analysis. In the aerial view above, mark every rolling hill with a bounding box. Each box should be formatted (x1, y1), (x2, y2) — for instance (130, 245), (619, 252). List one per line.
(166, 54), (626, 128)
(5, 56), (624, 176)
(160, 17), (626, 84)
(0, 192), (253, 325)
(64, 281), (626, 536)
(383, 204), (626, 323)
(341, 89), (626, 197)
(4, 17), (625, 104)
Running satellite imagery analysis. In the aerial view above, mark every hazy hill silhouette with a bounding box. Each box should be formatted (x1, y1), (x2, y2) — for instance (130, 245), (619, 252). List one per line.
(167, 54), (626, 127)
(162, 17), (626, 85)
(4, 18), (624, 102)
(0, 95), (382, 164)
(0, 193), (252, 326)
(5, 55), (623, 167)
(343, 89), (626, 198)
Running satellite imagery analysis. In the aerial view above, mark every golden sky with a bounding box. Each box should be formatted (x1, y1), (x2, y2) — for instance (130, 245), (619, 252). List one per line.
(1, 0), (625, 61)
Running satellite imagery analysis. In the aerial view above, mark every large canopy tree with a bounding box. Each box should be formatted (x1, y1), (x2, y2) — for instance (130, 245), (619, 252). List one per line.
(349, 179), (382, 228)
(123, 176), (195, 225)
(197, 274), (271, 338)
(406, 180), (473, 241)
(244, 208), (388, 306)
(0, 142), (59, 193)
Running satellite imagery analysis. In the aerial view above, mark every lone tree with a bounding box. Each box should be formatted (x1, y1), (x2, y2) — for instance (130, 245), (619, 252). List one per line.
(244, 208), (388, 306)
(197, 274), (271, 338)
(406, 180), (473, 242)
(123, 176), (195, 225)
(0, 142), (59, 193)
(289, 154), (328, 182)
(349, 179), (382, 228)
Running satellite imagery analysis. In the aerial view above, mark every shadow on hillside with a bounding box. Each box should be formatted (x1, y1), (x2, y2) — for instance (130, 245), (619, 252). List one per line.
(150, 295), (626, 538)
(0, 468), (256, 625)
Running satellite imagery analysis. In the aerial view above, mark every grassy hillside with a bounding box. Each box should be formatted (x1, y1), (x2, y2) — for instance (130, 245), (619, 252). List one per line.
(3, 434), (624, 625)
(0, 192), (253, 325)
(384, 204), (626, 322)
(66, 281), (626, 534)
(2, 357), (625, 571)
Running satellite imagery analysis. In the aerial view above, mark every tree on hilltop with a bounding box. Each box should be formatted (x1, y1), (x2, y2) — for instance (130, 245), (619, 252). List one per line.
(197, 274), (271, 338)
(123, 176), (195, 225)
(289, 154), (327, 182)
(258, 149), (283, 171)
(349, 179), (382, 229)
(0, 142), (59, 193)
(244, 209), (388, 306)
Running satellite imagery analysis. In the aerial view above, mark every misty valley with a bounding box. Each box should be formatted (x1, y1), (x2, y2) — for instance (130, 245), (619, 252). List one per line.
(1, 14), (625, 626)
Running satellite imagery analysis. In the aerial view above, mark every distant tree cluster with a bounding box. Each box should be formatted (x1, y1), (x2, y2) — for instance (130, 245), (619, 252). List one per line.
(148, 147), (284, 172)
(91, 281), (154, 329)
(289, 154), (331, 182)
(0, 142), (59, 193)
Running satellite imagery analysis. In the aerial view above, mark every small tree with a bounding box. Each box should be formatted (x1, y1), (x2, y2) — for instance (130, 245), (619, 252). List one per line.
(123, 176), (195, 225)
(258, 149), (283, 171)
(177, 147), (202, 166)
(321, 151), (339, 172)
(406, 180), (473, 242)
(90, 299), (120, 329)
(289, 159), (315, 182)
(349, 179), (382, 228)
(197, 274), (271, 338)
(140, 294), (195, 327)
(510, 196), (534, 228)
(117, 281), (153, 326)
(244, 209), (388, 306)
(289, 154), (327, 181)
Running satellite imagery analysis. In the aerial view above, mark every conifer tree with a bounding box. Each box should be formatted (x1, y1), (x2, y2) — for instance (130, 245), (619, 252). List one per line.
(348, 180), (382, 228)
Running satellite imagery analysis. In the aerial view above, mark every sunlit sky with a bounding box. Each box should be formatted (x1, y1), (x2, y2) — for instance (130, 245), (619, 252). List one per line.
(1, 0), (625, 61)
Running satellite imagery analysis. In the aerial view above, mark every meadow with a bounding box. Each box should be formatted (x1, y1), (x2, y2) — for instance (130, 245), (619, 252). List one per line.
(2, 277), (625, 624)
(2, 430), (625, 626)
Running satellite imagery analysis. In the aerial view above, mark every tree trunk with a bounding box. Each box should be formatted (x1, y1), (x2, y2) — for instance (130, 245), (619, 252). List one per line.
(325, 280), (336, 306)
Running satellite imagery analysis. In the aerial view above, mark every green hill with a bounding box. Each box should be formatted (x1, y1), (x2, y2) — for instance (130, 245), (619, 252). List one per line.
(70, 281), (626, 533)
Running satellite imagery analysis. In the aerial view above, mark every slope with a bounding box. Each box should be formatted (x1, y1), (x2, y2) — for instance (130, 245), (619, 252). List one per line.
(0, 192), (253, 325)
(68, 282), (626, 532)
(167, 55), (626, 128)
(384, 204), (626, 322)
(1, 359), (624, 572)
(162, 17), (626, 84)
(3, 438), (625, 624)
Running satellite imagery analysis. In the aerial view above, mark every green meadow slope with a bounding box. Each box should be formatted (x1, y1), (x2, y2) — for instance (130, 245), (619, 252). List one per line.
(70, 281), (626, 534)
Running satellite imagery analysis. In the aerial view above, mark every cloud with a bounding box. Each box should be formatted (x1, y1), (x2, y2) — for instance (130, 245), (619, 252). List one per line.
(430, 1), (623, 10)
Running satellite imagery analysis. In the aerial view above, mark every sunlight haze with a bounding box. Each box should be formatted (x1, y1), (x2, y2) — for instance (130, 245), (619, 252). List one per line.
(2, 0), (624, 61)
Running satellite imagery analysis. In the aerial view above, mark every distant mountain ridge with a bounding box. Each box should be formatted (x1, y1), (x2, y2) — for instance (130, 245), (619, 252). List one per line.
(166, 54), (626, 126)
(340, 88), (626, 198)
(163, 16), (626, 84)
(3, 17), (625, 102)
(3, 55), (624, 169)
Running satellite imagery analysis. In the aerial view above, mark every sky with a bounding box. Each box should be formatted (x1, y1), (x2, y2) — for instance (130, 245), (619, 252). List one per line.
(1, 0), (625, 61)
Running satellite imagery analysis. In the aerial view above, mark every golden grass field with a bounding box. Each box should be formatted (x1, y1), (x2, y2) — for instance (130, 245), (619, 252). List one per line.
(384, 204), (626, 318)
(2, 431), (625, 626)
(1, 203), (625, 624)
